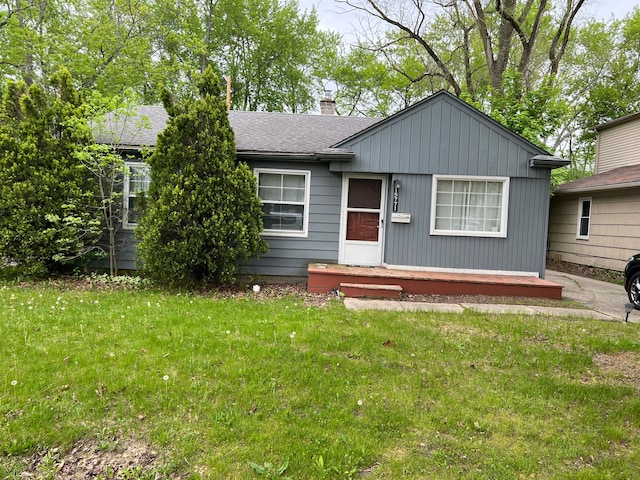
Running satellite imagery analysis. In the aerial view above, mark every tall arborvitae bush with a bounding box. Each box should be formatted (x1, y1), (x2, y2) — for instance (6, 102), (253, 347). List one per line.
(0, 68), (102, 276)
(136, 66), (268, 286)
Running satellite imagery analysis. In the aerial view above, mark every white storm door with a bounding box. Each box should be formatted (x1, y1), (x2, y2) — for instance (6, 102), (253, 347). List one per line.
(339, 175), (387, 266)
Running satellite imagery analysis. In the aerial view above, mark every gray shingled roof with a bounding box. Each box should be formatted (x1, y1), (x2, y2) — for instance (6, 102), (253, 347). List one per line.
(94, 105), (381, 154)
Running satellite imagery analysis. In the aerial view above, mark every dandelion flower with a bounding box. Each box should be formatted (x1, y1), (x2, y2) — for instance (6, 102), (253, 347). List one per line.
(289, 331), (296, 339)
(11, 380), (17, 386)
(163, 375), (169, 381)
(253, 284), (261, 293)
(226, 330), (231, 335)
(357, 399), (363, 406)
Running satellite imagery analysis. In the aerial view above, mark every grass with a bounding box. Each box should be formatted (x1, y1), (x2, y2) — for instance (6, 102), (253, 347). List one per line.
(1, 282), (640, 479)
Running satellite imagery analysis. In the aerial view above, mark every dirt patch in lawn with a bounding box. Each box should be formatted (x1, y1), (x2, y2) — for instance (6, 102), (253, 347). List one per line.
(592, 352), (640, 390)
(20, 436), (184, 479)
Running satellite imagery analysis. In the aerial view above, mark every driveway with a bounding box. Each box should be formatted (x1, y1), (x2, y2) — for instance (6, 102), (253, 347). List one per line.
(545, 269), (635, 323)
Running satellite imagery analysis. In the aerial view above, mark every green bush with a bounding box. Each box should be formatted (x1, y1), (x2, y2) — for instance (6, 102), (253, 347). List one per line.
(136, 66), (268, 286)
(0, 68), (102, 276)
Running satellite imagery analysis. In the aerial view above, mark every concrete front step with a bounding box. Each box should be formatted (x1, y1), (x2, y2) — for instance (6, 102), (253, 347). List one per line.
(340, 282), (403, 299)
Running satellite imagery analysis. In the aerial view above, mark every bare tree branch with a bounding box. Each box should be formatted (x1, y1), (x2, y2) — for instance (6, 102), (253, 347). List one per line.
(549, 0), (587, 76)
(344, 0), (462, 95)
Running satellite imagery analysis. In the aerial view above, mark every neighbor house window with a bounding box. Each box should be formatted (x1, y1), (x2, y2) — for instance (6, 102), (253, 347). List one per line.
(576, 197), (592, 240)
(255, 169), (310, 237)
(123, 162), (150, 229)
(430, 175), (509, 238)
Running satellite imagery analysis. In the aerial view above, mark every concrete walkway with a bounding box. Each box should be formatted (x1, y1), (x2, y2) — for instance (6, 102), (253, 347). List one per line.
(545, 269), (632, 322)
(344, 269), (636, 323)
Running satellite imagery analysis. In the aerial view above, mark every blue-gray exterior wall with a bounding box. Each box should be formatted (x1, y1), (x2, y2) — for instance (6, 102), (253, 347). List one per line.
(103, 93), (553, 278)
(91, 228), (138, 272)
(240, 160), (342, 277)
(96, 159), (343, 277)
(331, 93), (552, 277)
(331, 94), (547, 180)
(383, 174), (550, 277)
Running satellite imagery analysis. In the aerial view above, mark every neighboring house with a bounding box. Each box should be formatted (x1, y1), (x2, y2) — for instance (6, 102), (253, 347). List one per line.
(101, 90), (567, 280)
(548, 112), (640, 271)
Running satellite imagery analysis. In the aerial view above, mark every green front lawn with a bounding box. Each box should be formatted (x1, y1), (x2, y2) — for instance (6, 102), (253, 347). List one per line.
(1, 283), (639, 479)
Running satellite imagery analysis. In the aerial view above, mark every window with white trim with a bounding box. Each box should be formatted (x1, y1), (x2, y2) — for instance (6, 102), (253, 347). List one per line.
(430, 175), (509, 237)
(123, 162), (150, 229)
(256, 169), (310, 237)
(576, 197), (592, 240)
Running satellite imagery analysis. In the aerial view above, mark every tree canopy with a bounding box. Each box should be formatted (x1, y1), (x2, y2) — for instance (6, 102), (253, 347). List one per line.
(0, 0), (338, 111)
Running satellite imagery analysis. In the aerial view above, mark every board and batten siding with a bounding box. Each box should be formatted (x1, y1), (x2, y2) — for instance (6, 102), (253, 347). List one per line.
(97, 159), (342, 277)
(91, 228), (138, 271)
(331, 94), (548, 180)
(548, 190), (640, 271)
(330, 92), (552, 277)
(596, 116), (640, 174)
(384, 175), (550, 276)
(240, 160), (343, 277)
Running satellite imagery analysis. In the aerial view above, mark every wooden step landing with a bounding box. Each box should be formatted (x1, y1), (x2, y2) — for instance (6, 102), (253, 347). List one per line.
(308, 264), (564, 300)
(340, 283), (403, 299)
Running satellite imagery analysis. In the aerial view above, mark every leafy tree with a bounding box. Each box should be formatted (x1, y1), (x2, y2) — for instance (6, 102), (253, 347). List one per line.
(547, 8), (640, 183)
(332, 41), (439, 117)
(340, 0), (585, 100)
(151, 0), (339, 111)
(0, 68), (102, 275)
(77, 90), (151, 276)
(136, 66), (268, 286)
(0, 0), (154, 97)
(332, 0), (587, 150)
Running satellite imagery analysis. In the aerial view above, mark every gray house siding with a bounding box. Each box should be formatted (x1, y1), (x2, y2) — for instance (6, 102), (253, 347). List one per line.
(98, 159), (343, 277)
(97, 94), (559, 279)
(383, 174), (550, 276)
(91, 229), (138, 271)
(330, 94), (547, 180)
(240, 160), (343, 277)
(329, 92), (552, 277)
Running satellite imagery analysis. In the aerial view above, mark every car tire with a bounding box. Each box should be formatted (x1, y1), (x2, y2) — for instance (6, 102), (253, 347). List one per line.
(628, 272), (640, 307)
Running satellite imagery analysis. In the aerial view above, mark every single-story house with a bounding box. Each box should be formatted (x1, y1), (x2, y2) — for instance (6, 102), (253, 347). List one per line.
(548, 112), (640, 271)
(100, 90), (568, 291)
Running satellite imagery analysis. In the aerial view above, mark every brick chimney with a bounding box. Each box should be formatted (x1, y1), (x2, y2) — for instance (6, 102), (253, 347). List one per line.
(320, 90), (336, 115)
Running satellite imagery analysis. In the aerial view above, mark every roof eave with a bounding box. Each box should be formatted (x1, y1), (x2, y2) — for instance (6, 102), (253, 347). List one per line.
(236, 150), (354, 162)
(555, 181), (640, 194)
(593, 111), (640, 132)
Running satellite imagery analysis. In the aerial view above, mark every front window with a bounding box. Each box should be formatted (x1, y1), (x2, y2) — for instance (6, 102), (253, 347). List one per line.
(431, 175), (509, 237)
(576, 197), (592, 240)
(123, 162), (150, 229)
(256, 169), (310, 237)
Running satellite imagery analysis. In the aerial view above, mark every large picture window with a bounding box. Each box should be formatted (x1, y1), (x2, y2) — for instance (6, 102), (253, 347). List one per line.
(430, 175), (509, 237)
(576, 197), (592, 240)
(256, 169), (310, 237)
(123, 162), (150, 229)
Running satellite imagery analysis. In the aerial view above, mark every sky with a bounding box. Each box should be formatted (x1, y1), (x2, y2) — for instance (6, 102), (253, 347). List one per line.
(299, 0), (640, 43)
